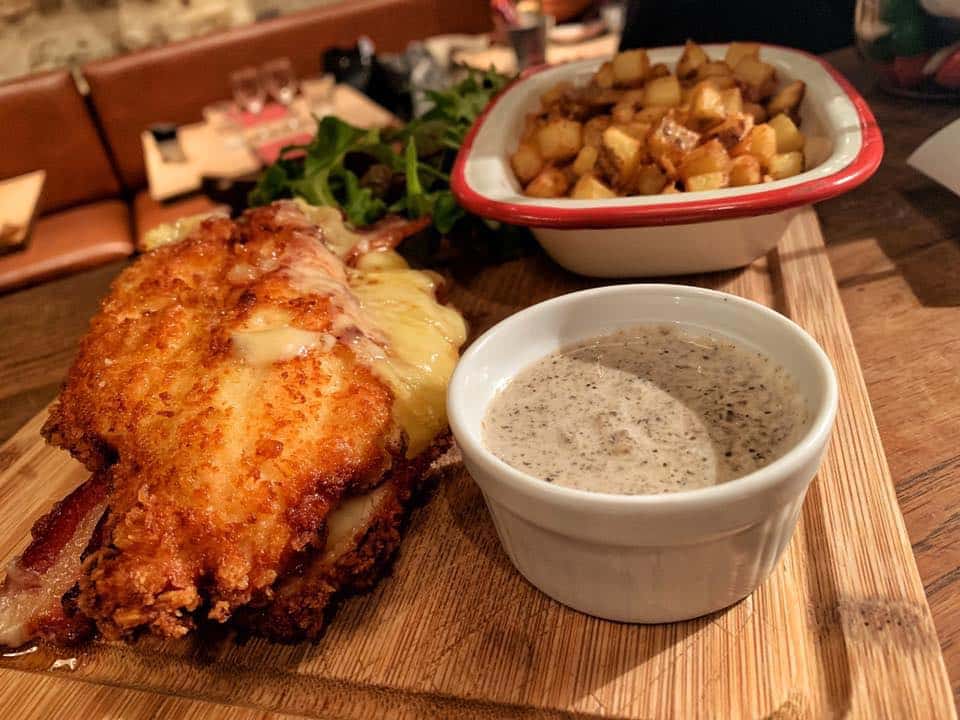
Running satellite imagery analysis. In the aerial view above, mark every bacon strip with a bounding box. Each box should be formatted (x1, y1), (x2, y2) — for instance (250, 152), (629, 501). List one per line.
(0, 473), (108, 648)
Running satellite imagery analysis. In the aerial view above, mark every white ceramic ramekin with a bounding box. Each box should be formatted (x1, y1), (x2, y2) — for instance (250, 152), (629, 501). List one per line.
(447, 284), (838, 623)
(451, 44), (883, 277)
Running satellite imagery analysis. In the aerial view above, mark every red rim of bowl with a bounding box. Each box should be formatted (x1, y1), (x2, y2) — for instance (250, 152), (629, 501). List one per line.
(450, 44), (884, 229)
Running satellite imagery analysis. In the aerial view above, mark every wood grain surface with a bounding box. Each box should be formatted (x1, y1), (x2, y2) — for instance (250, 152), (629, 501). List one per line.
(0, 208), (953, 718)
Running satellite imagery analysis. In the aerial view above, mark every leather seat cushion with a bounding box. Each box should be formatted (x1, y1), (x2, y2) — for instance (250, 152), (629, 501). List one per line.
(0, 201), (133, 293)
(0, 71), (121, 213)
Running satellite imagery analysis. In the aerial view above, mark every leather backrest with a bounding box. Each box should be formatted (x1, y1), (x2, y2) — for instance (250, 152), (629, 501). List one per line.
(84, 0), (492, 189)
(0, 70), (121, 213)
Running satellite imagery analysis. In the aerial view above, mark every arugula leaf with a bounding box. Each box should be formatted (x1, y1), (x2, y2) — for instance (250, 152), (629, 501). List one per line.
(249, 67), (512, 246)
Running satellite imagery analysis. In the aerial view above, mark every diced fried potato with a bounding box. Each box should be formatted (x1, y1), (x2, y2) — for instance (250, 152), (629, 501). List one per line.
(510, 142), (543, 184)
(594, 61), (615, 89)
(704, 113), (753, 149)
(648, 63), (671, 79)
(536, 118), (583, 161)
(724, 42), (760, 69)
(643, 75), (681, 107)
(678, 139), (730, 181)
(734, 57), (777, 101)
(648, 115), (701, 170)
(521, 112), (542, 142)
(572, 145), (599, 176)
(767, 80), (806, 119)
(623, 121), (652, 141)
(583, 116), (611, 147)
(732, 124), (777, 166)
(677, 39), (709, 80)
(700, 74), (737, 90)
(633, 163), (667, 195)
(611, 102), (634, 124)
(612, 49), (650, 87)
(729, 154), (762, 186)
(541, 82), (574, 109)
(689, 82), (726, 124)
(768, 113), (805, 153)
(721, 87), (743, 115)
(634, 106), (669, 124)
(685, 171), (729, 191)
(570, 173), (617, 199)
(601, 125), (642, 179)
(768, 151), (804, 179)
(742, 101), (768, 123)
(525, 166), (570, 197)
(696, 61), (733, 81)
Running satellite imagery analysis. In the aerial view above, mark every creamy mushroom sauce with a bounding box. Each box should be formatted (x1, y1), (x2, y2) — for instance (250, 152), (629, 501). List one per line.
(482, 324), (808, 495)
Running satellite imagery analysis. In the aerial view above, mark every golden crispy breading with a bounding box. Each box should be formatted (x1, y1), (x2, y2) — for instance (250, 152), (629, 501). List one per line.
(42, 203), (408, 639)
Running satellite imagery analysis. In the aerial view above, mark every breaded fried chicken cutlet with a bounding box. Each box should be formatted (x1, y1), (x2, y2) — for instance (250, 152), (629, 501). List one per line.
(0, 201), (467, 647)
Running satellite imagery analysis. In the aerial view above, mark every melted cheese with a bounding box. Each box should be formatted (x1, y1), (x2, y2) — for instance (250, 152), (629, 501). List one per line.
(141, 210), (228, 252)
(323, 484), (393, 562)
(350, 251), (466, 457)
(232, 326), (334, 365)
(293, 201), (363, 258)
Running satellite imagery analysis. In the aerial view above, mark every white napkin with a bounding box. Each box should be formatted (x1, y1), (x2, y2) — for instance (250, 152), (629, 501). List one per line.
(907, 118), (960, 196)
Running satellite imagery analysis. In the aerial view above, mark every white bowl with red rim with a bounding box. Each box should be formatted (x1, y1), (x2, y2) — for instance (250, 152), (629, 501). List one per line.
(451, 44), (883, 277)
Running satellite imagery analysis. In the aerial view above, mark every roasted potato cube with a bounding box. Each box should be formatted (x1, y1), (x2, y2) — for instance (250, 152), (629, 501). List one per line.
(643, 75), (682, 107)
(611, 88), (645, 123)
(734, 57), (778, 101)
(701, 74), (737, 90)
(689, 82), (726, 124)
(677, 39), (709, 80)
(570, 173), (616, 199)
(724, 42), (760, 69)
(731, 124), (777, 166)
(510, 142), (543, 184)
(685, 171), (729, 191)
(729, 154), (762, 186)
(521, 112), (542, 143)
(634, 106), (669, 124)
(537, 119), (583, 161)
(767, 80), (806, 119)
(525, 166), (570, 197)
(704, 113), (753, 149)
(541, 81), (574, 109)
(611, 102), (634, 125)
(594, 61), (615, 89)
(634, 163), (667, 195)
(648, 63), (671, 79)
(721, 87), (743, 115)
(742, 101), (768, 123)
(612, 49), (650, 86)
(696, 61), (733, 81)
(572, 145), (599, 176)
(583, 116), (611, 148)
(768, 113), (805, 153)
(678, 139), (730, 181)
(768, 151), (804, 179)
(648, 115), (701, 171)
(601, 125), (643, 179)
(623, 121), (652, 141)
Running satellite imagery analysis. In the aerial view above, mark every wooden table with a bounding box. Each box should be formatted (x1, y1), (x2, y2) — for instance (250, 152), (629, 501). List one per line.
(0, 46), (958, 708)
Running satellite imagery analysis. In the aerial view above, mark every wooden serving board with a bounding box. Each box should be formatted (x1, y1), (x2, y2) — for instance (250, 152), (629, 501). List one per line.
(0, 208), (953, 719)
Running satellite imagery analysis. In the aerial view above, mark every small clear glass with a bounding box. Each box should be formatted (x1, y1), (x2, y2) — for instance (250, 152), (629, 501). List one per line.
(262, 57), (299, 129)
(230, 66), (266, 116)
